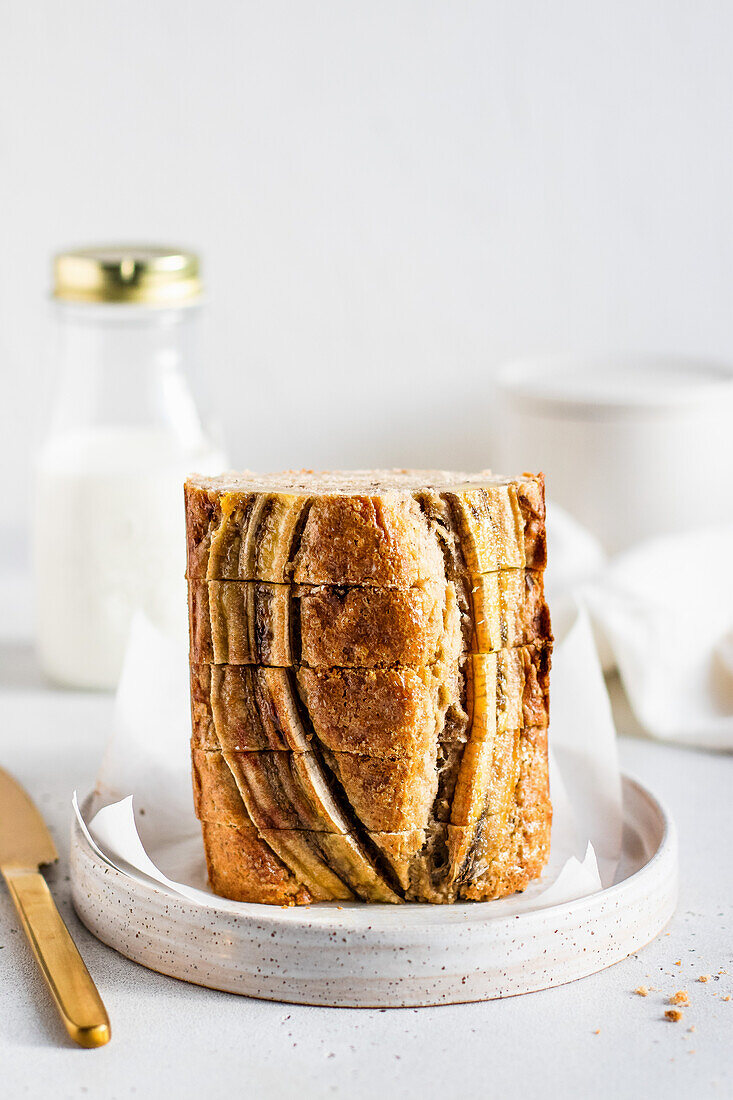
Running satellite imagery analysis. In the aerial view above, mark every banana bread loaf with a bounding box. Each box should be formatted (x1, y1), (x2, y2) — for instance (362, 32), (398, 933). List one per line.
(186, 469), (552, 905)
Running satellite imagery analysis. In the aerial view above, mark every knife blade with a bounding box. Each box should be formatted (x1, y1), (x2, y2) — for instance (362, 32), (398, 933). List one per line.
(0, 767), (111, 1048)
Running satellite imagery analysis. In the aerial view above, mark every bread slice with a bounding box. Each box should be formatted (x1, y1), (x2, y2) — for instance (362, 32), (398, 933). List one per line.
(201, 822), (440, 903)
(190, 662), (453, 756)
(188, 569), (550, 667)
(190, 646), (549, 758)
(185, 469), (546, 584)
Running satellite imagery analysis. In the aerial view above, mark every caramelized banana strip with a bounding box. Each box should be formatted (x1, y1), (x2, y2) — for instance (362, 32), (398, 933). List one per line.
(457, 725), (552, 900)
(190, 665), (313, 752)
(444, 647), (549, 882)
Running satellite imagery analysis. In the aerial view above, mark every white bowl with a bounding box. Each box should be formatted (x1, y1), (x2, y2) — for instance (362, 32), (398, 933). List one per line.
(496, 354), (733, 554)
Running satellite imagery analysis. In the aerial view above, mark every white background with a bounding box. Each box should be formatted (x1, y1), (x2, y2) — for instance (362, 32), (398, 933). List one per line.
(2, 0), (733, 532)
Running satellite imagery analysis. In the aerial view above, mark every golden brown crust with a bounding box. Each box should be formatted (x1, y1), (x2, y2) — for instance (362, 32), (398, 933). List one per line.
(517, 474), (548, 571)
(192, 745), (245, 825)
(296, 666), (441, 757)
(203, 822), (364, 903)
(189, 663), (220, 750)
(201, 822), (316, 905)
(297, 583), (445, 668)
(294, 495), (446, 587)
(321, 748), (438, 833)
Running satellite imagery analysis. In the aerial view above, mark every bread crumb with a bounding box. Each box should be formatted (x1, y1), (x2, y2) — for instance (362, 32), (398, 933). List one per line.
(634, 986), (649, 997)
(698, 975), (710, 983)
(674, 960), (682, 966)
(665, 1009), (683, 1022)
(669, 990), (689, 1006)
(722, 995), (731, 1002)
(593, 1029), (601, 1035)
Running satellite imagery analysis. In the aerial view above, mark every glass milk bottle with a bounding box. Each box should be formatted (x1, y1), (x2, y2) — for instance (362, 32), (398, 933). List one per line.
(34, 246), (225, 689)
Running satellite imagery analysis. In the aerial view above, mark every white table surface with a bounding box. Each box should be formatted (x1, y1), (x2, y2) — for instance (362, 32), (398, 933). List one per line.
(1, 569), (732, 1100)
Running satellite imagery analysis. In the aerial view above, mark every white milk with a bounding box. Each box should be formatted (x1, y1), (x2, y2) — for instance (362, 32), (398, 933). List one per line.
(34, 426), (224, 689)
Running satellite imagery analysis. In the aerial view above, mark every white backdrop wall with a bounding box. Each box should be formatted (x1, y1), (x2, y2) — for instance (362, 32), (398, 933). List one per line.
(2, 1), (733, 531)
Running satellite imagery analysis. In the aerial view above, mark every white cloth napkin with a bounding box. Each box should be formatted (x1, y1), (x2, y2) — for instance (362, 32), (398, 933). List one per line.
(547, 504), (733, 751)
(78, 601), (623, 910)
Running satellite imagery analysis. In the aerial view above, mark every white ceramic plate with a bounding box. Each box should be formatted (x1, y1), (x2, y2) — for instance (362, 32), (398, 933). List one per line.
(70, 775), (677, 1008)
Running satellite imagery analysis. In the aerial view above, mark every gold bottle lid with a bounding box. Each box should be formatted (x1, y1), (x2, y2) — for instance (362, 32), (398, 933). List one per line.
(53, 245), (202, 305)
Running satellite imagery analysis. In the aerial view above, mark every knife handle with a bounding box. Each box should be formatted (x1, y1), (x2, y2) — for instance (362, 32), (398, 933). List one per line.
(4, 869), (111, 1047)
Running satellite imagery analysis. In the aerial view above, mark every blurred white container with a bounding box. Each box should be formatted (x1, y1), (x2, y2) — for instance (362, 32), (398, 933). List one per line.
(496, 355), (733, 555)
(34, 246), (225, 690)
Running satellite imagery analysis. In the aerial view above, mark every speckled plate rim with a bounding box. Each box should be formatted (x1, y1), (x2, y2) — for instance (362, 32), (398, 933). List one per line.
(69, 774), (678, 1007)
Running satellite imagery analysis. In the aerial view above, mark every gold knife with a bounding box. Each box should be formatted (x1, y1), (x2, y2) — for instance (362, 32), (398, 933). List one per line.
(0, 767), (111, 1048)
